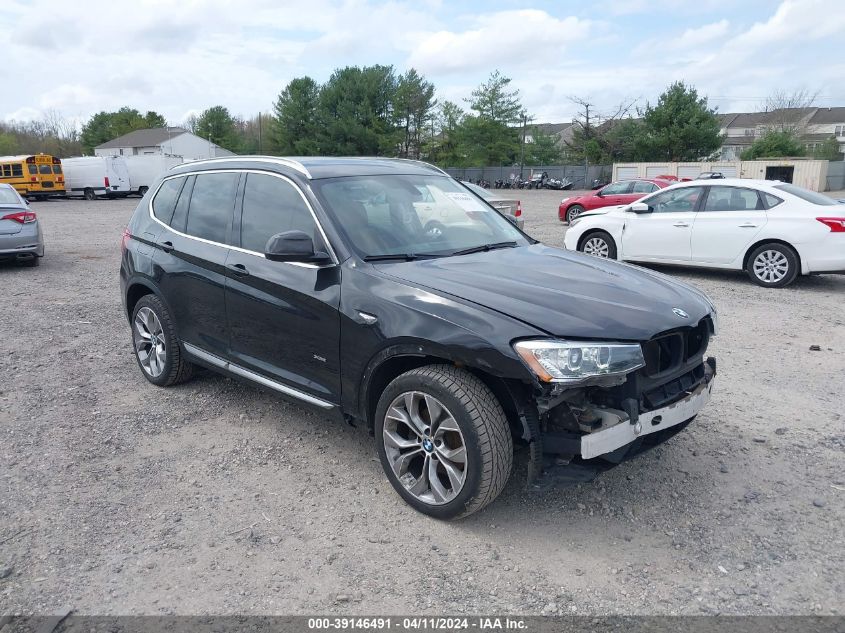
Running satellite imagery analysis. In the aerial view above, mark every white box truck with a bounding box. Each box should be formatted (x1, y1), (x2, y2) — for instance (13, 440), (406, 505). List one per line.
(124, 155), (183, 196)
(62, 156), (131, 200)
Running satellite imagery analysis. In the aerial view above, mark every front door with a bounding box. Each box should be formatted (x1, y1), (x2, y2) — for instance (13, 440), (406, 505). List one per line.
(621, 186), (705, 262)
(225, 172), (342, 404)
(691, 185), (768, 264)
(592, 180), (634, 209)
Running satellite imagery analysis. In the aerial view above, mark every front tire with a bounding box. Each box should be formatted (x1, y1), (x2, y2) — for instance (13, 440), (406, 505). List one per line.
(579, 230), (617, 259)
(375, 365), (513, 520)
(566, 205), (585, 223)
(746, 243), (799, 287)
(131, 294), (194, 386)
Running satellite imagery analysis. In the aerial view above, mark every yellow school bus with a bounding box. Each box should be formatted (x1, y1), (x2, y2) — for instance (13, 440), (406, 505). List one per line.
(0, 154), (66, 199)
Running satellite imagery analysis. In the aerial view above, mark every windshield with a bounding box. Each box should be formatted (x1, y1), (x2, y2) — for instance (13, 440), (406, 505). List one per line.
(312, 174), (529, 259)
(774, 183), (837, 206)
(0, 187), (21, 204)
(462, 181), (493, 200)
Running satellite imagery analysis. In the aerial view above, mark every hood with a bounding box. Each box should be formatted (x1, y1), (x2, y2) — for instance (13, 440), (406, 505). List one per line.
(376, 244), (713, 341)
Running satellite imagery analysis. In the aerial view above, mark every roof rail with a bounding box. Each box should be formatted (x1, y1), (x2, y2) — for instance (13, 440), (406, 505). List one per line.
(181, 156), (311, 178)
(393, 158), (450, 177)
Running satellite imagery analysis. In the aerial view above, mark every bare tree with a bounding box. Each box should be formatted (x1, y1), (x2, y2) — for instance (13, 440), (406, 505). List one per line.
(763, 88), (820, 134)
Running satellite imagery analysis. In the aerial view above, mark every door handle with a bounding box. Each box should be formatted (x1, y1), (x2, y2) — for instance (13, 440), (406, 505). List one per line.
(227, 263), (250, 277)
(673, 222), (689, 228)
(738, 223), (758, 228)
(159, 240), (173, 253)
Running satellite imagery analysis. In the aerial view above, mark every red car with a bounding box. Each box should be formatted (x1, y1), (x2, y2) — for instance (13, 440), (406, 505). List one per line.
(558, 179), (672, 224)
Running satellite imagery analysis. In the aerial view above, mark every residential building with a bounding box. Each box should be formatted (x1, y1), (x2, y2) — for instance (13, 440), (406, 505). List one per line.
(94, 127), (234, 161)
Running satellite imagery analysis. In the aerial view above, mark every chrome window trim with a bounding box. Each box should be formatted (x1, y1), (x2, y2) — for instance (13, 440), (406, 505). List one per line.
(179, 156), (311, 178)
(182, 343), (335, 409)
(148, 168), (338, 269)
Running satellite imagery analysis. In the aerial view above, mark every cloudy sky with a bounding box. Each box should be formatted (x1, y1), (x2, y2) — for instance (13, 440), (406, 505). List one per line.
(2, 0), (843, 127)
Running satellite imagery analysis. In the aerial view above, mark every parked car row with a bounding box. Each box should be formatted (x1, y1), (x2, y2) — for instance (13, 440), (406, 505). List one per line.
(563, 178), (845, 287)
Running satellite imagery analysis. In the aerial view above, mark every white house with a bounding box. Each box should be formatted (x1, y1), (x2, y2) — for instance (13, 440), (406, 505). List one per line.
(94, 127), (234, 161)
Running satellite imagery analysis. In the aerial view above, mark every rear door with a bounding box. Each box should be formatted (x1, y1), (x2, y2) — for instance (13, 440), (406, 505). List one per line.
(152, 171), (240, 358)
(225, 172), (342, 404)
(691, 185), (768, 264)
(109, 158), (132, 194)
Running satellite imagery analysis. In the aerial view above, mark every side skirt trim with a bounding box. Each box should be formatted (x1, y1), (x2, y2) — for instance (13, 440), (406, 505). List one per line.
(182, 342), (335, 410)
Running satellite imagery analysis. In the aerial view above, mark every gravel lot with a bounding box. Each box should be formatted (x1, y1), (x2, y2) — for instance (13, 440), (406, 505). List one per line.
(1, 190), (843, 616)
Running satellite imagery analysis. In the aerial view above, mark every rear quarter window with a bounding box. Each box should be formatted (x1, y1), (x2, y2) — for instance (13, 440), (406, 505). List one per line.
(152, 177), (185, 225)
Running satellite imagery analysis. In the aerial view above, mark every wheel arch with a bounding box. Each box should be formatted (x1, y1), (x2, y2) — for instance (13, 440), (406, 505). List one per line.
(124, 278), (165, 321)
(360, 345), (529, 440)
(577, 227), (616, 252)
(742, 238), (802, 273)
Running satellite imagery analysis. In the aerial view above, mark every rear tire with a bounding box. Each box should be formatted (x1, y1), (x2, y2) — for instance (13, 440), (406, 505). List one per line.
(138, 186), (148, 197)
(23, 256), (40, 268)
(566, 205), (585, 223)
(375, 365), (513, 520)
(579, 230), (617, 259)
(83, 188), (95, 201)
(131, 294), (194, 387)
(746, 243), (799, 288)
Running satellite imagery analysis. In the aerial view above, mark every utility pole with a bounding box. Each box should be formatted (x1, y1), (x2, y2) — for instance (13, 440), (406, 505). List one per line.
(519, 111), (527, 179)
(258, 112), (262, 154)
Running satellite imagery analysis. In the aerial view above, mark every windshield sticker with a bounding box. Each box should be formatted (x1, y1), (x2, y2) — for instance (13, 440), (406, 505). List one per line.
(445, 191), (488, 212)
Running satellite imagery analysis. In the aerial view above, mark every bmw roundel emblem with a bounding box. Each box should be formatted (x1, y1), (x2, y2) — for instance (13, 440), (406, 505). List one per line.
(673, 308), (690, 319)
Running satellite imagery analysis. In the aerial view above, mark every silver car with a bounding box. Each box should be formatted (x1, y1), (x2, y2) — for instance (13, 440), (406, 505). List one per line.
(462, 181), (525, 230)
(0, 183), (44, 267)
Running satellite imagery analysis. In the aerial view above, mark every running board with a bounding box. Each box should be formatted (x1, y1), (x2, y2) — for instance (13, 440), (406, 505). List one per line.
(182, 342), (336, 410)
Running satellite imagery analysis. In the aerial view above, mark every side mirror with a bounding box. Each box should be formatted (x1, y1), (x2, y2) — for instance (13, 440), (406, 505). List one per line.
(595, 189), (604, 197)
(629, 202), (652, 214)
(264, 230), (331, 264)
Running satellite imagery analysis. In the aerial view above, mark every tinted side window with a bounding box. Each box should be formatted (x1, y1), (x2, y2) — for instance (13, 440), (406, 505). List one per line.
(152, 177), (185, 224)
(632, 181), (657, 194)
(703, 186), (762, 211)
(601, 181), (632, 195)
(28, 165), (37, 175)
(241, 173), (316, 253)
(12, 165), (22, 177)
(185, 173), (239, 244)
(645, 187), (703, 212)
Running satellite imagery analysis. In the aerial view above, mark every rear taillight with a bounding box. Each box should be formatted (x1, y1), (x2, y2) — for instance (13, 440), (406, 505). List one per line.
(515, 201), (522, 217)
(1, 211), (36, 224)
(30, 177), (37, 182)
(817, 217), (845, 233)
(121, 227), (131, 253)
(104, 176), (111, 188)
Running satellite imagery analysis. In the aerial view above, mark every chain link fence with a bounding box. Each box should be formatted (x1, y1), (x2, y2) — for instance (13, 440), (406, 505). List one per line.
(444, 165), (612, 188)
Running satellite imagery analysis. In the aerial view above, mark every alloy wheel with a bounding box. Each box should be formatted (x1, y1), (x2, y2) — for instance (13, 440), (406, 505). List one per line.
(753, 250), (789, 284)
(382, 391), (467, 506)
(583, 236), (610, 258)
(133, 307), (167, 377)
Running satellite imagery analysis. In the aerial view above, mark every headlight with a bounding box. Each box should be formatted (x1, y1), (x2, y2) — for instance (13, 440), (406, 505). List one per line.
(569, 216), (582, 227)
(709, 305), (719, 336)
(513, 340), (645, 383)
(561, 197), (570, 204)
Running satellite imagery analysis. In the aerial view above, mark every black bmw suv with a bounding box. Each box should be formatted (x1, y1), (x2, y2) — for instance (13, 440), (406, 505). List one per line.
(120, 157), (717, 519)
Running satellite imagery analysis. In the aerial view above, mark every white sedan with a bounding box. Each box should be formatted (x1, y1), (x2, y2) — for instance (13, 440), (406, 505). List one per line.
(563, 179), (845, 287)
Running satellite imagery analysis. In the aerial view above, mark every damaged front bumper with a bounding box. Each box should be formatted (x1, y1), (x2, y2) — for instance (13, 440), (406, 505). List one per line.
(539, 356), (716, 464)
(580, 371), (713, 459)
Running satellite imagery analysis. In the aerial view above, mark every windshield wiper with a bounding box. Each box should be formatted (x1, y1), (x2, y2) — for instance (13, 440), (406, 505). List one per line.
(363, 253), (442, 262)
(450, 241), (518, 257)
